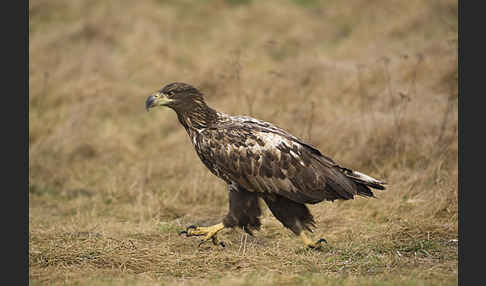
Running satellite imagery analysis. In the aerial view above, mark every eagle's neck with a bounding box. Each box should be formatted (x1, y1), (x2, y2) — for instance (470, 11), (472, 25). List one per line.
(175, 101), (219, 135)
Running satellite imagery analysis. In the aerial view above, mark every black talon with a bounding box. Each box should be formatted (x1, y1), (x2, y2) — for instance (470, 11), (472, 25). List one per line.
(197, 238), (225, 248)
(210, 236), (226, 248)
(179, 225), (198, 236)
(211, 236), (218, 246)
(317, 238), (328, 244)
(198, 239), (206, 248)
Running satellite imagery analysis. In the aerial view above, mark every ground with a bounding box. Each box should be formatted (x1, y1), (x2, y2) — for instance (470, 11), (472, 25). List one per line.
(29, 0), (458, 285)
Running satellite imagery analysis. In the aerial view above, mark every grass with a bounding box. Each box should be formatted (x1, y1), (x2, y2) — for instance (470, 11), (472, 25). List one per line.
(30, 0), (458, 285)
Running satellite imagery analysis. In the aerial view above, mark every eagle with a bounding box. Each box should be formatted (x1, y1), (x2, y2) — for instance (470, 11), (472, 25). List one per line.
(145, 82), (386, 249)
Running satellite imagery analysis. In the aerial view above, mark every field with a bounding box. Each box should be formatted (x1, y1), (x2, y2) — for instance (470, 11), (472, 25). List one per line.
(29, 0), (458, 285)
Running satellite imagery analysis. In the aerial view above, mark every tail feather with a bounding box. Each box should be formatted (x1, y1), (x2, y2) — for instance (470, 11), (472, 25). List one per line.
(350, 171), (386, 190)
(356, 184), (376, 198)
(338, 167), (387, 196)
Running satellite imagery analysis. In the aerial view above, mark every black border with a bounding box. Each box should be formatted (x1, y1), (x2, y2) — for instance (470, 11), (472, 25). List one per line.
(458, 1), (473, 285)
(3, 0), (29, 283)
(20, 0), (29, 284)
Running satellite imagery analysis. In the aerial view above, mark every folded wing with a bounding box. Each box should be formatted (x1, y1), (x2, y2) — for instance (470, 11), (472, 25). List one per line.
(195, 119), (385, 204)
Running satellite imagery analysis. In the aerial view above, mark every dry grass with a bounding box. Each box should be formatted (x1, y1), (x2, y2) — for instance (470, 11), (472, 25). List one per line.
(29, 0), (458, 285)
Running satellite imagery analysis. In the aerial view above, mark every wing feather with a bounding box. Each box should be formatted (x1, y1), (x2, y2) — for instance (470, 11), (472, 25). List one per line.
(195, 119), (373, 204)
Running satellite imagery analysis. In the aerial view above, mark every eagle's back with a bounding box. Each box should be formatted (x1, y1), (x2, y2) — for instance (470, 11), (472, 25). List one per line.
(192, 114), (382, 204)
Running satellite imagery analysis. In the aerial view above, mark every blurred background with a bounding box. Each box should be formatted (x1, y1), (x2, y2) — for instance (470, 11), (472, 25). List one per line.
(29, 0), (458, 284)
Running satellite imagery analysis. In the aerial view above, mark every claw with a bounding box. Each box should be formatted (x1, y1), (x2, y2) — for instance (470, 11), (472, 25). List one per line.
(300, 232), (328, 249)
(307, 238), (327, 250)
(197, 232), (226, 248)
(179, 225), (198, 236)
(198, 239), (206, 248)
(316, 238), (328, 244)
(211, 235), (226, 247)
(179, 223), (226, 248)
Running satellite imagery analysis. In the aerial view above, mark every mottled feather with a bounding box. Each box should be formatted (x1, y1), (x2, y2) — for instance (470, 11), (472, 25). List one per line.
(193, 115), (380, 204)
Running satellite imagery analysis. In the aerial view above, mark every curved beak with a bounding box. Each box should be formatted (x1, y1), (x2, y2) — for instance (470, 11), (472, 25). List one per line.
(145, 92), (173, 112)
(145, 95), (156, 111)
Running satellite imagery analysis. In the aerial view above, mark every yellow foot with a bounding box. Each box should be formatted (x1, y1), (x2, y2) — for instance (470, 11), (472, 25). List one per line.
(299, 232), (327, 249)
(179, 223), (226, 247)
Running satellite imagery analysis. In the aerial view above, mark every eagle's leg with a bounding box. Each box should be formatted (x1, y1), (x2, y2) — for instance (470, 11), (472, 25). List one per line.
(262, 194), (327, 250)
(179, 223), (225, 247)
(299, 232), (327, 249)
(179, 185), (261, 248)
(222, 185), (262, 235)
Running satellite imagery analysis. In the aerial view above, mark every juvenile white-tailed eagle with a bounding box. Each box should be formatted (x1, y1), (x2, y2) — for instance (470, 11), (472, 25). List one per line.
(145, 82), (386, 249)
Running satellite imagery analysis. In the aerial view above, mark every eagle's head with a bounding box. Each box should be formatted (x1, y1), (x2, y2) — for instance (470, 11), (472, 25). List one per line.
(145, 82), (205, 112)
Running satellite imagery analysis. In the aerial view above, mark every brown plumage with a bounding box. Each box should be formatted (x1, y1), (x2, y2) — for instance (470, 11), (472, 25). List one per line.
(146, 82), (386, 248)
